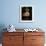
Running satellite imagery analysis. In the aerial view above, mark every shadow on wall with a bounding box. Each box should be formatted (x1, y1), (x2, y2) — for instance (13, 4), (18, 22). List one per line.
(0, 24), (7, 43)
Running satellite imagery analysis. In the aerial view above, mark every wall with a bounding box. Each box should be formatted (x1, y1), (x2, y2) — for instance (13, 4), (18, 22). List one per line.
(0, 0), (46, 29)
(0, 0), (46, 43)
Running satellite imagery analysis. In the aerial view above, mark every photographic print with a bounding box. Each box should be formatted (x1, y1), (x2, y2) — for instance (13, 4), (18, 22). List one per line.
(20, 5), (34, 22)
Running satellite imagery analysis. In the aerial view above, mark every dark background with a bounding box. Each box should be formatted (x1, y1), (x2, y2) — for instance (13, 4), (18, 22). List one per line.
(22, 7), (32, 20)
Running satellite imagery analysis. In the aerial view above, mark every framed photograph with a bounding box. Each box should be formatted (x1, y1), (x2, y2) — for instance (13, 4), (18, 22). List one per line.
(20, 5), (34, 22)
